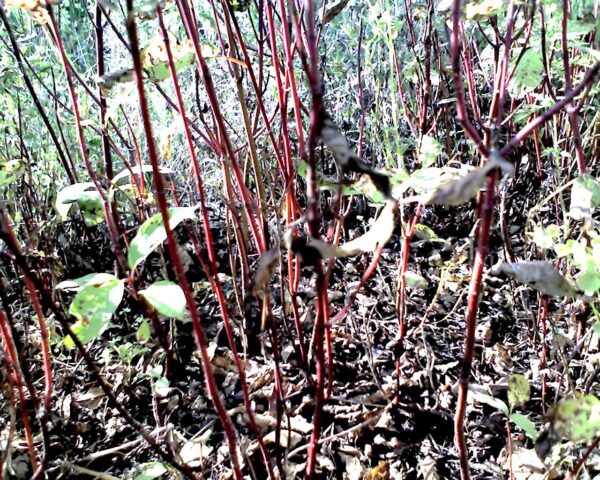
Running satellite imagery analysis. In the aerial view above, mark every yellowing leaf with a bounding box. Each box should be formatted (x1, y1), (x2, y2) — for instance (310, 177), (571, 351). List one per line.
(365, 461), (390, 480)
(5, 0), (49, 24)
(465, 0), (503, 19)
(508, 374), (530, 410)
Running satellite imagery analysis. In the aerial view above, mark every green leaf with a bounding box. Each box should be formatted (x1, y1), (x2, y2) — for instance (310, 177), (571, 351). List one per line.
(576, 271), (600, 296)
(465, 0), (503, 19)
(128, 206), (197, 270)
(132, 462), (168, 480)
(56, 182), (104, 225)
(592, 319), (600, 338)
(111, 165), (173, 187)
(139, 281), (187, 319)
(570, 174), (600, 222)
(64, 279), (125, 348)
(56, 273), (118, 291)
(154, 376), (171, 397)
(418, 135), (443, 168)
(572, 241), (595, 272)
(136, 319), (151, 343)
(552, 395), (600, 443)
(554, 242), (572, 258)
(508, 374), (530, 410)
(532, 226), (556, 250)
(0, 159), (24, 187)
(509, 413), (539, 441)
(413, 224), (448, 244)
(509, 49), (544, 96)
(404, 271), (428, 289)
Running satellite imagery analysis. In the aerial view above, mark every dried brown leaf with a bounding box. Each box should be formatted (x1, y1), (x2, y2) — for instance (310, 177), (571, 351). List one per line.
(252, 248), (280, 295)
(424, 153), (513, 206)
(492, 261), (580, 298)
(323, 0), (350, 23)
(320, 117), (391, 198)
(336, 200), (397, 257)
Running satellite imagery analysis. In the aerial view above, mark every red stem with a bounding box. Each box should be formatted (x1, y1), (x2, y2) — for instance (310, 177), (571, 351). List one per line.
(156, 10), (275, 477)
(124, 6), (243, 478)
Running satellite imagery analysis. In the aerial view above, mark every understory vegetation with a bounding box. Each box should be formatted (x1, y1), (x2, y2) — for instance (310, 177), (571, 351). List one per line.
(0, 0), (599, 478)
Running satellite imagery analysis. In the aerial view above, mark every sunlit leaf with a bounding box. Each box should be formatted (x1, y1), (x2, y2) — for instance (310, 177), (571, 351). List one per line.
(139, 280), (187, 319)
(0, 159), (25, 187)
(128, 206), (197, 270)
(554, 242), (572, 258)
(404, 271), (428, 288)
(465, 0), (503, 19)
(570, 174), (600, 223)
(56, 182), (104, 225)
(111, 165), (174, 187)
(469, 387), (509, 415)
(56, 273), (118, 292)
(336, 200), (397, 257)
(509, 413), (539, 441)
(179, 430), (213, 467)
(4, 0), (49, 24)
(64, 279), (125, 348)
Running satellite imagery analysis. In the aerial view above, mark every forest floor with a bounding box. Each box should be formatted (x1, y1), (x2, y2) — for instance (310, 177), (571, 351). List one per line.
(3, 180), (598, 480)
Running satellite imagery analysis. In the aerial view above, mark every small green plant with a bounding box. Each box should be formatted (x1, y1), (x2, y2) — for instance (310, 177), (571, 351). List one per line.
(55, 208), (193, 347)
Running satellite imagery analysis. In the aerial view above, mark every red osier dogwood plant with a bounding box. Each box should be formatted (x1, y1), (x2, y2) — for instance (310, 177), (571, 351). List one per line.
(0, 0), (599, 478)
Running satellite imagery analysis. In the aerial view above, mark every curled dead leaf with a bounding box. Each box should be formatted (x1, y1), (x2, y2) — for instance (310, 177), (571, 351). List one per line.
(289, 236), (338, 265)
(323, 0), (350, 23)
(336, 200), (397, 257)
(320, 116), (391, 198)
(252, 248), (280, 296)
(491, 261), (580, 298)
